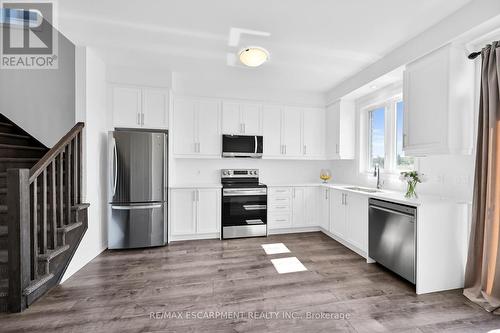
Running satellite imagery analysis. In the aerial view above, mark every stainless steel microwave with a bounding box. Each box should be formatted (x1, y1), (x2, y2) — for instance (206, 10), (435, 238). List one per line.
(222, 135), (263, 158)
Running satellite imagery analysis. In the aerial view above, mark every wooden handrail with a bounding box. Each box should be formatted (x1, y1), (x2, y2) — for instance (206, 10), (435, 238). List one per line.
(29, 122), (84, 183)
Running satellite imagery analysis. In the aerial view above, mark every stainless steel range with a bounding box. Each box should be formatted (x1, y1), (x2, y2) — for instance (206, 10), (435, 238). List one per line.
(221, 169), (267, 239)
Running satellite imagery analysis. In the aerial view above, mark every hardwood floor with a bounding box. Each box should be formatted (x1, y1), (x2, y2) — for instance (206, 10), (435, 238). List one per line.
(0, 232), (499, 332)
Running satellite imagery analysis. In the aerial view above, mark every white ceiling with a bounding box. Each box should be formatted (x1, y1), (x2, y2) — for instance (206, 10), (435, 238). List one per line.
(57, 0), (472, 94)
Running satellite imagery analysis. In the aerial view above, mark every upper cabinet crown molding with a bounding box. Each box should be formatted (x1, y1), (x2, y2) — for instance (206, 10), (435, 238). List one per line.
(325, 99), (355, 160)
(110, 84), (169, 129)
(403, 44), (474, 156)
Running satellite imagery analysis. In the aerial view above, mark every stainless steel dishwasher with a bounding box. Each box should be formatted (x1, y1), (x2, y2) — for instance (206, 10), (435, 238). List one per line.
(369, 198), (417, 284)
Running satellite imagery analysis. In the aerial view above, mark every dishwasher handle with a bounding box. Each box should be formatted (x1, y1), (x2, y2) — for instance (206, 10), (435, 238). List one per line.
(369, 205), (416, 220)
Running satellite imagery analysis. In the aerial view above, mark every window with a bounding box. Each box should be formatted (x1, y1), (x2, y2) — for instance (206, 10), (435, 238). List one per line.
(362, 94), (414, 173)
(395, 101), (414, 170)
(368, 107), (385, 169)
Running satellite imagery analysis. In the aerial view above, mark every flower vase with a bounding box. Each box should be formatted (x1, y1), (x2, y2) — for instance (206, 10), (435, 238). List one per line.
(405, 181), (418, 199)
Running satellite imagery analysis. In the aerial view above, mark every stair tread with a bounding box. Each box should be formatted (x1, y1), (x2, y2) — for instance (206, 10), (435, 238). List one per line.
(0, 157), (39, 161)
(0, 122), (13, 128)
(0, 205), (6, 213)
(0, 225), (6, 236)
(0, 132), (29, 139)
(38, 244), (70, 262)
(0, 250), (6, 263)
(58, 221), (82, 233)
(0, 144), (46, 151)
(24, 273), (54, 296)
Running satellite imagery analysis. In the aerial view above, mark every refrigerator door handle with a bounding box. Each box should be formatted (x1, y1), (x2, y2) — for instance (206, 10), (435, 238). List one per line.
(111, 204), (163, 210)
(112, 138), (118, 197)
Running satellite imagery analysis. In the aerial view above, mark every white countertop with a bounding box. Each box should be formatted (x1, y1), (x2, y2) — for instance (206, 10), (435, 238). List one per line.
(169, 182), (466, 206)
(268, 182), (465, 206)
(169, 183), (222, 189)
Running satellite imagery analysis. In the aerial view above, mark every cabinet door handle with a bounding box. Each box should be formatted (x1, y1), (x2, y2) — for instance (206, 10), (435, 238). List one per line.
(284, 145), (287, 155)
(243, 123), (246, 134)
(198, 142), (201, 153)
(141, 113), (145, 125)
(304, 145), (307, 155)
(137, 113), (141, 125)
(325, 189), (328, 200)
(403, 134), (407, 148)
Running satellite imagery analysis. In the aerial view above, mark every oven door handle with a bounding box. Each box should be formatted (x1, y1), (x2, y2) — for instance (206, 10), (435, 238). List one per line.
(243, 204), (267, 211)
(223, 189), (267, 196)
(246, 219), (265, 225)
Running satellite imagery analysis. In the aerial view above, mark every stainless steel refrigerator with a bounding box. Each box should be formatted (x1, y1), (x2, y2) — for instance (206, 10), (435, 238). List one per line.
(108, 129), (168, 249)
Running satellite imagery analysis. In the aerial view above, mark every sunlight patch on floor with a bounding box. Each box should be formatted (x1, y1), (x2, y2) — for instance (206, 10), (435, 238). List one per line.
(271, 257), (308, 274)
(261, 243), (291, 255)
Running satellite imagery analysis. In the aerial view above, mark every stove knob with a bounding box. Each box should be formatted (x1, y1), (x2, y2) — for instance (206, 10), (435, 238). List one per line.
(222, 171), (228, 175)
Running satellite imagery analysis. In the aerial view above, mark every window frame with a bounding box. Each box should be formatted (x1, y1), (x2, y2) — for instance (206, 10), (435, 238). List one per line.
(359, 90), (410, 175)
(367, 105), (387, 171)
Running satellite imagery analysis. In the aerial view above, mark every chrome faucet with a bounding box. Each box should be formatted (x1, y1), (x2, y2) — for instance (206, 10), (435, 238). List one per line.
(373, 164), (382, 189)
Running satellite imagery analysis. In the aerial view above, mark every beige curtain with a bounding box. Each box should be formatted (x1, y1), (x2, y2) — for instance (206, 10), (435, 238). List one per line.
(464, 41), (500, 312)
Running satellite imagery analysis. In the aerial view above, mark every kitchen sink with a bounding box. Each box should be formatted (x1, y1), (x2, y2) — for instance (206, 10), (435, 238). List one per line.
(343, 186), (381, 193)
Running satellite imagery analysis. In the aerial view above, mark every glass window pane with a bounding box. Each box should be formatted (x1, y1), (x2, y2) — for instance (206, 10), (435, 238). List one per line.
(369, 107), (385, 169)
(396, 101), (414, 169)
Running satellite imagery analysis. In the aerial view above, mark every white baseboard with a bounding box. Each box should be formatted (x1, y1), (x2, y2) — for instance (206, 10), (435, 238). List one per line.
(268, 226), (321, 235)
(169, 233), (220, 242)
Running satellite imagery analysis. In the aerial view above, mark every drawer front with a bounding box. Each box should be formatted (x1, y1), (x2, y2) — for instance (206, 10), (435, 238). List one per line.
(269, 214), (291, 229)
(269, 196), (290, 205)
(269, 188), (292, 196)
(269, 203), (290, 214)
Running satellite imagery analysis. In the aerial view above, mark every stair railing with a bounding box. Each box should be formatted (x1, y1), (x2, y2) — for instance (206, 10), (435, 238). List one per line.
(7, 122), (84, 312)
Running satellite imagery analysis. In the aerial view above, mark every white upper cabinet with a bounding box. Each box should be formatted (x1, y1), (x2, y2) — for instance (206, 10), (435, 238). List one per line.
(281, 107), (303, 157)
(263, 105), (326, 159)
(111, 85), (169, 129)
(222, 101), (262, 135)
(197, 100), (222, 156)
(172, 96), (221, 158)
(303, 107), (325, 158)
(111, 86), (142, 128)
(403, 44), (474, 156)
(142, 88), (169, 128)
(240, 103), (262, 135)
(262, 105), (283, 157)
(325, 100), (355, 160)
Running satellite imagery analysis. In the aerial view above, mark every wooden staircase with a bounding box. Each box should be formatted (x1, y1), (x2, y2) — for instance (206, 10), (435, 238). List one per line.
(0, 115), (89, 313)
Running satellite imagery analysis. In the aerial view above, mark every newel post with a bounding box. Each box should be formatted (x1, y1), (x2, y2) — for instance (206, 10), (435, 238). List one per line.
(7, 168), (31, 313)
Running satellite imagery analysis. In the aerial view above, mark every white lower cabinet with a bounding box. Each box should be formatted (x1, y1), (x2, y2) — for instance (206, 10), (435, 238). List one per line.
(328, 189), (368, 254)
(329, 189), (347, 238)
(170, 188), (220, 240)
(268, 186), (317, 231)
(318, 187), (330, 230)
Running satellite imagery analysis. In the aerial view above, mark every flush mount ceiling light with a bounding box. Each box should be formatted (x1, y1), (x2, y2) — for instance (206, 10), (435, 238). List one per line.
(239, 46), (269, 67)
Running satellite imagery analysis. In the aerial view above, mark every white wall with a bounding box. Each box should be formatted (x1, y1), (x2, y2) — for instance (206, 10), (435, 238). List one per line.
(173, 72), (325, 107)
(62, 47), (109, 282)
(108, 65), (172, 88)
(0, 32), (76, 146)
